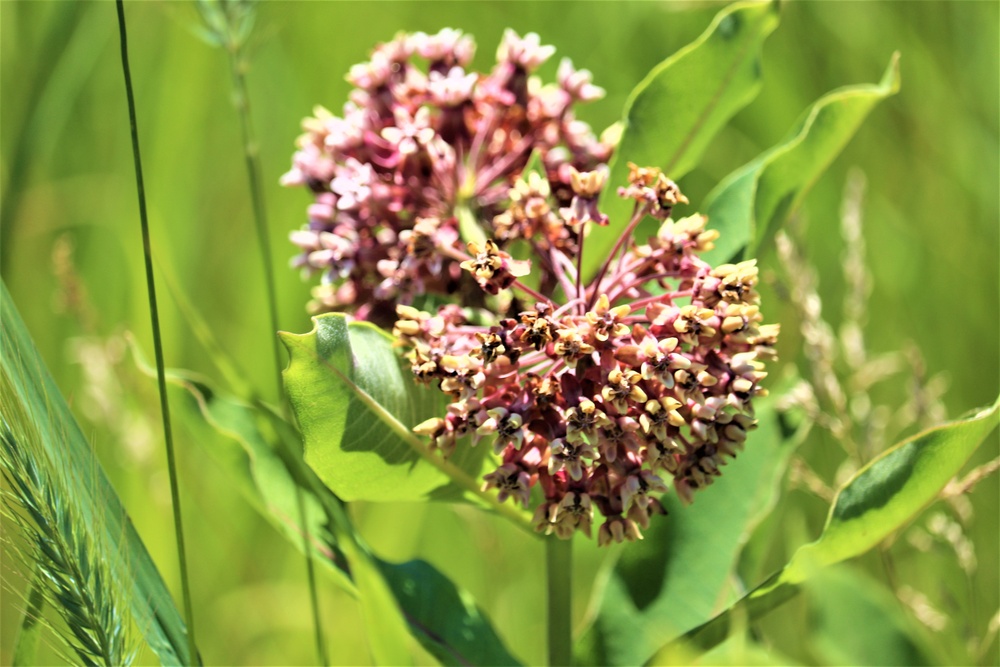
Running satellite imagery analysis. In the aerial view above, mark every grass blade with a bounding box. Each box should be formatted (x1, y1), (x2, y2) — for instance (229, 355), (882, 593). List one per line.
(194, 0), (328, 660)
(113, 1), (197, 662)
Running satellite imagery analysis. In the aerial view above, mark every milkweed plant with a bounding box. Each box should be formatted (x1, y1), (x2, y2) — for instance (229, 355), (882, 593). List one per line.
(2, 2), (998, 666)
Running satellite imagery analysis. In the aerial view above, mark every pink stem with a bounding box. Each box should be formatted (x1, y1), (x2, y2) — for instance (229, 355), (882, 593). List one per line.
(511, 279), (554, 307)
(474, 132), (535, 194)
(609, 274), (687, 302)
(599, 257), (656, 299)
(549, 247), (578, 304)
(587, 203), (647, 309)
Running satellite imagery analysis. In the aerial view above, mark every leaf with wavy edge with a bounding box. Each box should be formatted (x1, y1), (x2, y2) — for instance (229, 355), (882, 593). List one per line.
(663, 397), (999, 658)
(703, 53), (900, 264)
(583, 0), (780, 280)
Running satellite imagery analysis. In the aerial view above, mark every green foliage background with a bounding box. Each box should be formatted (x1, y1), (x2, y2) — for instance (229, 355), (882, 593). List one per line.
(2, 2), (997, 664)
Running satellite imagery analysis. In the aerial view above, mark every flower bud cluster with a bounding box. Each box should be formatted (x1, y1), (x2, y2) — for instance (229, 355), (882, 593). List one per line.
(397, 165), (778, 544)
(283, 29), (611, 322)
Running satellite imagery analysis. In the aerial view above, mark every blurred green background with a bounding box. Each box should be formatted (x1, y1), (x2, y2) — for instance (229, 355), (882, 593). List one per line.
(2, 1), (997, 664)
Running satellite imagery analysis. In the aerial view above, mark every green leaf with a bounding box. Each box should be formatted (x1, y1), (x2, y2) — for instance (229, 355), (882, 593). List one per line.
(583, 0), (780, 280)
(144, 361), (355, 591)
(0, 281), (193, 666)
(280, 313), (488, 502)
(804, 566), (935, 666)
(576, 397), (808, 666)
(378, 558), (523, 666)
(150, 357), (521, 666)
(703, 53), (901, 263)
(670, 397), (999, 655)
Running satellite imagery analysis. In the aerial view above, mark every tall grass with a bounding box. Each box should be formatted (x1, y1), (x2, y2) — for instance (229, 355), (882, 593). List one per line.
(114, 0), (198, 662)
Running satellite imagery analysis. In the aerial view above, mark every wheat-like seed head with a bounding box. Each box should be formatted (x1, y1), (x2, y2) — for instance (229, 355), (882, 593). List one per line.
(0, 391), (136, 667)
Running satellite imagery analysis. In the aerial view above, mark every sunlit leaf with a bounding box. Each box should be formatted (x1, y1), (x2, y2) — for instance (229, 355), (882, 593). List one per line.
(583, 0), (780, 280)
(703, 53), (901, 263)
(280, 313), (488, 502)
(576, 397), (808, 665)
(0, 282), (193, 666)
(669, 397), (999, 655)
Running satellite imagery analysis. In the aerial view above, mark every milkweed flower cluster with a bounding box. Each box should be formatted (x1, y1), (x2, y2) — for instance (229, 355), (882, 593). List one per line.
(286, 29), (778, 544)
(395, 164), (778, 543)
(283, 28), (611, 322)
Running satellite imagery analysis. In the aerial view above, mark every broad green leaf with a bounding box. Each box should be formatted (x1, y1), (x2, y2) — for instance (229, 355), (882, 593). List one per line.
(583, 0), (780, 280)
(280, 313), (488, 502)
(0, 282), (193, 666)
(576, 397), (808, 666)
(670, 397), (1000, 655)
(804, 566), (935, 666)
(703, 53), (900, 263)
(378, 558), (522, 666)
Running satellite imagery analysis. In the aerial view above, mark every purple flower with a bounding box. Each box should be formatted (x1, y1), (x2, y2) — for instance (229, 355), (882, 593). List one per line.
(284, 28), (611, 323)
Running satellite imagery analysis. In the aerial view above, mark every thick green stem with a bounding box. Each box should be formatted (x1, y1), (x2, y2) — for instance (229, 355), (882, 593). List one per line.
(546, 536), (573, 667)
(114, 2), (198, 664)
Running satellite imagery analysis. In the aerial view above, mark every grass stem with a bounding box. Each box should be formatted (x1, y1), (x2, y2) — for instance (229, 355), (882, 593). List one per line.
(114, 2), (198, 663)
(221, 10), (328, 663)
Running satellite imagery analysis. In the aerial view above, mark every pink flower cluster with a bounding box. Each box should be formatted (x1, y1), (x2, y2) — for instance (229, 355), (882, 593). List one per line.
(395, 164), (778, 544)
(283, 29), (611, 322)
(286, 29), (778, 544)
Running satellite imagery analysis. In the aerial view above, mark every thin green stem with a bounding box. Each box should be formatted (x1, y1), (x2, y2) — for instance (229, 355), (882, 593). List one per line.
(226, 41), (284, 407)
(114, 2), (198, 664)
(292, 479), (328, 665)
(546, 536), (573, 667)
(574, 228), (585, 313)
(223, 20), (328, 665)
